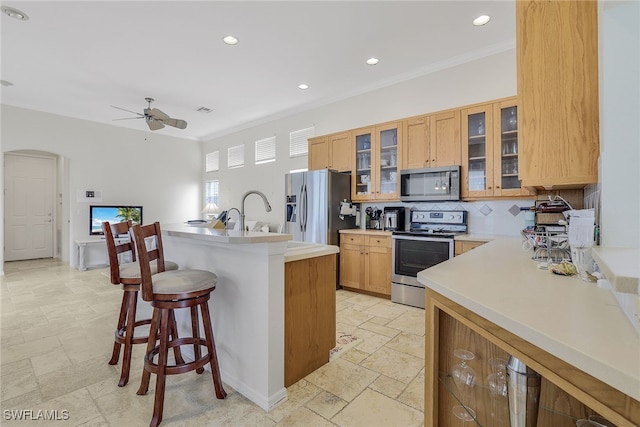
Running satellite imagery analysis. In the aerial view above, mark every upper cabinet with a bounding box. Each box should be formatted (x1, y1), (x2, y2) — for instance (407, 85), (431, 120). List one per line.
(430, 110), (462, 168)
(517, 0), (599, 189)
(308, 131), (352, 172)
(461, 98), (534, 198)
(401, 111), (462, 171)
(352, 121), (402, 202)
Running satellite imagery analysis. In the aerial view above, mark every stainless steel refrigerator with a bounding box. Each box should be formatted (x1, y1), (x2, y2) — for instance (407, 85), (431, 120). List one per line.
(285, 169), (355, 244)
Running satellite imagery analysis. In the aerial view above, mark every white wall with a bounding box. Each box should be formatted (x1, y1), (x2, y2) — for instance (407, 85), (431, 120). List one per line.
(599, 1), (640, 248)
(203, 49), (518, 228)
(1, 105), (203, 266)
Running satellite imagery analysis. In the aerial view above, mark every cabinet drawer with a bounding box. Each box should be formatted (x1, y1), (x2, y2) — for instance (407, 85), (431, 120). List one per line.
(341, 234), (364, 245)
(365, 235), (391, 248)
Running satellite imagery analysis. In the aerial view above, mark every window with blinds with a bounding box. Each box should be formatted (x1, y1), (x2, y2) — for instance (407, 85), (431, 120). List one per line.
(290, 126), (315, 158)
(255, 136), (276, 164)
(205, 151), (219, 172)
(205, 180), (219, 205)
(228, 144), (245, 168)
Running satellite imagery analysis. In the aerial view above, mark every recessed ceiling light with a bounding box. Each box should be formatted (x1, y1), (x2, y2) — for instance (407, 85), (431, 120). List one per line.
(1, 6), (29, 20)
(473, 15), (491, 26)
(298, 84), (309, 90)
(223, 35), (238, 45)
(366, 58), (379, 66)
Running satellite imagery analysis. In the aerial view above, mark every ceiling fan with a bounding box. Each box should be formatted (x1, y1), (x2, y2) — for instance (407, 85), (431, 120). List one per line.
(111, 97), (187, 131)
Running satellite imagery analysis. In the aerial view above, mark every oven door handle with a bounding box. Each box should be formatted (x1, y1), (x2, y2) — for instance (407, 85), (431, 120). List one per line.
(392, 235), (455, 243)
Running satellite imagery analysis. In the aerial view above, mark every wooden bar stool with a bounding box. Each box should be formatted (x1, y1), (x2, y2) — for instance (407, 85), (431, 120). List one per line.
(131, 222), (226, 427)
(103, 220), (179, 387)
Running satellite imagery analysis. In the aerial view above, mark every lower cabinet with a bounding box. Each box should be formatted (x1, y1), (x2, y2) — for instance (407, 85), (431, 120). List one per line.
(426, 289), (640, 426)
(454, 240), (487, 256)
(284, 254), (336, 387)
(339, 232), (392, 297)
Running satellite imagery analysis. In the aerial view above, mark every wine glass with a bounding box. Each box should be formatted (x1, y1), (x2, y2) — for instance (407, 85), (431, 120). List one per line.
(452, 405), (476, 424)
(452, 349), (477, 388)
(487, 358), (507, 397)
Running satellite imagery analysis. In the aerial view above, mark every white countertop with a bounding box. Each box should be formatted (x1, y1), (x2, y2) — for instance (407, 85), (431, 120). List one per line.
(592, 246), (640, 295)
(284, 241), (339, 263)
(163, 222), (292, 244)
(418, 236), (640, 401)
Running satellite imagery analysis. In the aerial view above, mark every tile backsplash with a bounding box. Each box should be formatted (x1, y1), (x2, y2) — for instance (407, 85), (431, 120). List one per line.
(360, 199), (536, 236)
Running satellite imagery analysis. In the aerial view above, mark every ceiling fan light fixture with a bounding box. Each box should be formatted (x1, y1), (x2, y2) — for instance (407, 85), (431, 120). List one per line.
(473, 15), (491, 26)
(223, 35), (238, 45)
(1, 6), (29, 20)
(366, 57), (379, 66)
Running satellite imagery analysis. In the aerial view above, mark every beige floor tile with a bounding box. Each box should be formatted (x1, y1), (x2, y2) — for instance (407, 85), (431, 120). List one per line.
(37, 356), (118, 401)
(340, 348), (369, 365)
(31, 348), (73, 377)
(341, 293), (381, 308)
(385, 331), (426, 359)
(305, 390), (348, 420)
(1, 358), (32, 376)
(0, 388), (43, 412)
(277, 406), (334, 426)
(39, 387), (103, 426)
(386, 309), (426, 336)
(358, 320), (402, 338)
(398, 368), (426, 412)
(350, 329), (391, 354)
(360, 346), (424, 384)
(1, 335), (61, 366)
(0, 367), (39, 402)
(332, 388), (423, 427)
(364, 302), (409, 320)
(268, 379), (322, 422)
(305, 358), (378, 402)
(336, 308), (375, 327)
(368, 374), (408, 400)
(75, 415), (110, 427)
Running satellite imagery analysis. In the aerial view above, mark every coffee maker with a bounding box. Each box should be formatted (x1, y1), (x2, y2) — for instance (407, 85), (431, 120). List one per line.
(383, 207), (405, 231)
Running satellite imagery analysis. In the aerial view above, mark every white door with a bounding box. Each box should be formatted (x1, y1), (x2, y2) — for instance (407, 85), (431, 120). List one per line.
(4, 154), (55, 261)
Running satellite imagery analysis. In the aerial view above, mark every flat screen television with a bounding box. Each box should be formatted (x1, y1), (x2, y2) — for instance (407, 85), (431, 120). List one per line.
(90, 205), (143, 236)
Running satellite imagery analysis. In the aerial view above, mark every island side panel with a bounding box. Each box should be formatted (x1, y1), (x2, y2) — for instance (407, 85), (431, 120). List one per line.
(284, 254), (337, 387)
(163, 235), (287, 411)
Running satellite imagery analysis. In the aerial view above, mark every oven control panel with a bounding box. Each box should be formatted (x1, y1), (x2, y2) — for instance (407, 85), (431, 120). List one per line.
(410, 210), (467, 225)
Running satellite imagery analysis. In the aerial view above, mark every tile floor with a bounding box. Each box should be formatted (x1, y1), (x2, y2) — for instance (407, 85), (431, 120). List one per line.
(1, 259), (425, 426)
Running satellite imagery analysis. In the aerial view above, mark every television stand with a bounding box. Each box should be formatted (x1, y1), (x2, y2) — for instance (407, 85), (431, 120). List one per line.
(74, 237), (130, 271)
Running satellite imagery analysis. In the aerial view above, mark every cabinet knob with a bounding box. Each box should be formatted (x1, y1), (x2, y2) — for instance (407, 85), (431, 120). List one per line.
(496, 185), (500, 188)
(488, 186), (492, 189)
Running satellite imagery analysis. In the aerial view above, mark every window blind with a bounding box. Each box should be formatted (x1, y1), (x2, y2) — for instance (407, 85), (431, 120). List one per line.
(289, 126), (314, 158)
(205, 151), (219, 172)
(228, 144), (245, 168)
(255, 136), (276, 164)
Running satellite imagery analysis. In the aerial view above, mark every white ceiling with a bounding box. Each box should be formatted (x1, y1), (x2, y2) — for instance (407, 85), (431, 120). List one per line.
(1, 1), (515, 141)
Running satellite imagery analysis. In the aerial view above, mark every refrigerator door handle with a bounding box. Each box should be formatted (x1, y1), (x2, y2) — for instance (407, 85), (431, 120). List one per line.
(301, 183), (308, 232)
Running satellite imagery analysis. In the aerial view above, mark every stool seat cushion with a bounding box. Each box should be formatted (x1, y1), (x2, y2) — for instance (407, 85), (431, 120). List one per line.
(119, 260), (179, 280)
(152, 269), (217, 295)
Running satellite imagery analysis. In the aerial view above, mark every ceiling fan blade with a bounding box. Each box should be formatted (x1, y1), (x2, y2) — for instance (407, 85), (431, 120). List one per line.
(163, 118), (188, 129)
(112, 117), (144, 121)
(149, 108), (169, 120)
(146, 118), (165, 131)
(111, 105), (144, 116)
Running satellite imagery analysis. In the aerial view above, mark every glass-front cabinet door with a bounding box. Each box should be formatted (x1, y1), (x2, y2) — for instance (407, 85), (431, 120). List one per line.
(492, 100), (532, 197)
(376, 122), (400, 201)
(353, 127), (374, 201)
(461, 104), (494, 198)
(352, 122), (401, 201)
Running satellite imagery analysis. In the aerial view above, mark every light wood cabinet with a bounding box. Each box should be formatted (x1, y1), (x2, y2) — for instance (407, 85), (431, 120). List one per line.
(517, 0), (599, 189)
(461, 98), (534, 199)
(454, 240), (487, 256)
(352, 122), (401, 202)
(308, 131), (352, 172)
(284, 254), (336, 387)
(426, 289), (640, 426)
(402, 115), (430, 169)
(430, 110), (462, 167)
(339, 231), (392, 296)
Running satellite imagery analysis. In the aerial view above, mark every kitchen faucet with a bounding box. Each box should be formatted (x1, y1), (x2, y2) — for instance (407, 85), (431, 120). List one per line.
(240, 190), (272, 232)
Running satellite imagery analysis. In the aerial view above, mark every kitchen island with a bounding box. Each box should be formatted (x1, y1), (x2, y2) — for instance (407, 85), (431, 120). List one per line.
(160, 223), (338, 412)
(418, 237), (640, 426)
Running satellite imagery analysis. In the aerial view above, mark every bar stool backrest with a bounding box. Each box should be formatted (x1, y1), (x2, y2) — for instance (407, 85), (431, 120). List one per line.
(103, 220), (135, 285)
(130, 222), (168, 301)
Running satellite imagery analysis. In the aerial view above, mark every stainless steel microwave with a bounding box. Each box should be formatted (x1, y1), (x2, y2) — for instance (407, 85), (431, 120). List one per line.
(399, 165), (461, 202)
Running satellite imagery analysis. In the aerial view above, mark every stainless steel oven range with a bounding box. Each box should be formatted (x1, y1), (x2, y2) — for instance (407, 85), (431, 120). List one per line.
(391, 210), (467, 308)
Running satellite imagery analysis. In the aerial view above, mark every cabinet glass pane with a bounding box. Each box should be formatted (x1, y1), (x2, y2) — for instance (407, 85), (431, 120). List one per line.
(467, 112), (486, 191)
(500, 106), (520, 190)
(355, 132), (373, 196)
(379, 128), (398, 195)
